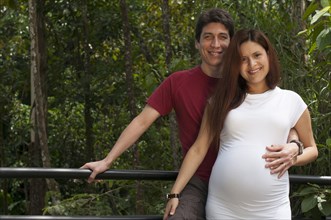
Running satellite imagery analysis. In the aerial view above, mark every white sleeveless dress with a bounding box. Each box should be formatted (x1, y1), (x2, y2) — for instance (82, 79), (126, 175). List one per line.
(206, 87), (307, 220)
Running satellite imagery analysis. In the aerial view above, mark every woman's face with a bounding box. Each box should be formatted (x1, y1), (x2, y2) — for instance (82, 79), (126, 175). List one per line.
(239, 41), (269, 94)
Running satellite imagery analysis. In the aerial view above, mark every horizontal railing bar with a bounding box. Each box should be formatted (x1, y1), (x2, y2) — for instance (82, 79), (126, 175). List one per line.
(0, 217), (330, 220)
(0, 216), (163, 220)
(290, 174), (331, 185)
(0, 167), (330, 185)
(0, 168), (177, 181)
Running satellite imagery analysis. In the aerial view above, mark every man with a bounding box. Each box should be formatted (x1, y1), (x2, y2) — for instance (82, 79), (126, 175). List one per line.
(82, 8), (301, 220)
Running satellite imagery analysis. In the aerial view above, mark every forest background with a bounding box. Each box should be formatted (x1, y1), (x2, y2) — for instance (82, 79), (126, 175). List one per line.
(0, 0), (330, 219)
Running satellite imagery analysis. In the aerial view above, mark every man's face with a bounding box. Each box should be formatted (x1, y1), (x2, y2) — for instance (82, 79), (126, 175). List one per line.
(195, 22), (230, 74)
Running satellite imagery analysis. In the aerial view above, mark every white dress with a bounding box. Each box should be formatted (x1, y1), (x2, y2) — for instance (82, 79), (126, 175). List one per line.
(206, 87), (307, 220)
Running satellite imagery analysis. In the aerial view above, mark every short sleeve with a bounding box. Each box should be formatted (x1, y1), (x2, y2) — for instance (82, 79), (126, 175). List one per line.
(289, 91), (307, 128)
(147, 75), (174, 116)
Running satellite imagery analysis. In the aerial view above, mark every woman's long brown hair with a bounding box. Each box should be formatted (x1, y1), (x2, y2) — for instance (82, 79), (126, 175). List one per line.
(206, 29), (281, 149)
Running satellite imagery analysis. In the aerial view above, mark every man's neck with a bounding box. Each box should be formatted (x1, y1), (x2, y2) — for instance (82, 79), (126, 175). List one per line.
(200, 64), (221, 78)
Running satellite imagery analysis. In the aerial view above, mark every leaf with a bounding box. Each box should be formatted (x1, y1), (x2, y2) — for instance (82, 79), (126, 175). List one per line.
(308, 41), (317, 54)
(311, 6), (331, 25)
(326, 138), (331, 147)
(298, 186), (319, 196)
(297, 29), (308, 36)
(320, 201), (331, 216)
(321, 0), (331, 8)
(303, 2), (319, 20)
(302, 195), (318, 213)
(108, 180), (114, 188)
(316, 28), (331, 54)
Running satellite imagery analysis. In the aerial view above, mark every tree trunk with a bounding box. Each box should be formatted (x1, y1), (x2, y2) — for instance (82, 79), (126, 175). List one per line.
(120, 0), (143, 214)
(161, 0), (180, 169)
(0, 103), (8, 214)
(81, 0), (95, 162)
(292, 0), (307, 62)
(235, 0), (246, 27)
(28, 0), (47, 214)
(161, 0), (172, 72)
(28, 0), (59, 213)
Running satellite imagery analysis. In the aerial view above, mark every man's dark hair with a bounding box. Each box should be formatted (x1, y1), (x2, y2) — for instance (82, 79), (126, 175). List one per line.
(195, 8), (234, 42)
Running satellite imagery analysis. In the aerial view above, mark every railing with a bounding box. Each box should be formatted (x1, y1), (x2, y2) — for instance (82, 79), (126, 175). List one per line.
(0, 168), (330, 220)
(0, 168), (178, 180)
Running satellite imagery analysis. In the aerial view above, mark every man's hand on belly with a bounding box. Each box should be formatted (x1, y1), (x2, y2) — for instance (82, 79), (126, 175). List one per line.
(262, 143), (298, 178)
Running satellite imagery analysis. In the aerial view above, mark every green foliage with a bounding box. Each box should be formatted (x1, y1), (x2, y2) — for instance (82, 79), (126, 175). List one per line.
(299, 1), (331, 57)
(289, 1), (331, 218)
(43, 180), (172, 215)
(43, 193), (115, 216)
(299, 0), (331, 67)
(292, 183), (331, 218)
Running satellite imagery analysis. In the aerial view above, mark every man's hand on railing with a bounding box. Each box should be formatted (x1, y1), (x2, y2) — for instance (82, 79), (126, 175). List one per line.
(81, 159), (110, 183)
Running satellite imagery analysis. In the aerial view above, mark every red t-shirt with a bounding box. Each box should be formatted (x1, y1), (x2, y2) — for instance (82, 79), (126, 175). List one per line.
(147, 66), (218, 182)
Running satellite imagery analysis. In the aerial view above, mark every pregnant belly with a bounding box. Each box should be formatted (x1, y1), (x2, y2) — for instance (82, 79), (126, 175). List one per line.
(209, 145), (289, 202)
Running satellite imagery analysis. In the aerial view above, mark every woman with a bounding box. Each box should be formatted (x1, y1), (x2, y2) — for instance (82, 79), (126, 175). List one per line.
(164, 29), (318, 219)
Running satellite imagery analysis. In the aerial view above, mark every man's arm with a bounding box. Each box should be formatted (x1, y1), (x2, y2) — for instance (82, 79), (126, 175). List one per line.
(287, 128), (300, 143)
(81, 104), (161, 183)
